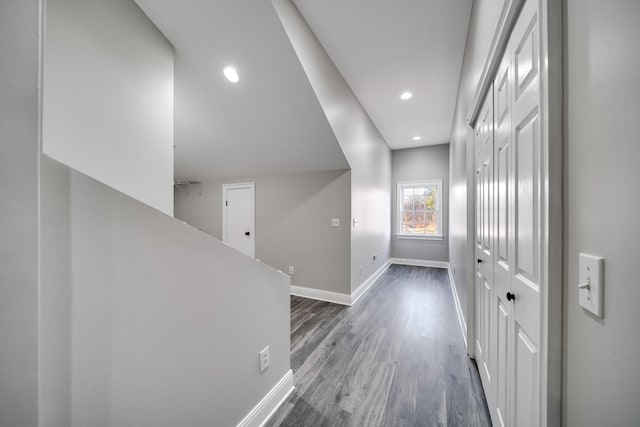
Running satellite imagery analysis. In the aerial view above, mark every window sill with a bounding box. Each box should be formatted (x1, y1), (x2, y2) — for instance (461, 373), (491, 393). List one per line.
(395, 234), (444, 241)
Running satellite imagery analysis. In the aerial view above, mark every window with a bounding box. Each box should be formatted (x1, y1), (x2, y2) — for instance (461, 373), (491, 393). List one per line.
(396, 180), (443, 239)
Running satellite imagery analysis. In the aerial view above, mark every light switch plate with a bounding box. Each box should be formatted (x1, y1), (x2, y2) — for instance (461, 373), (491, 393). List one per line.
(352, 218), (359, 227)
(259, 346), (270, 373)
(331, 218), (340, 227)
(578, 253), (604, 318)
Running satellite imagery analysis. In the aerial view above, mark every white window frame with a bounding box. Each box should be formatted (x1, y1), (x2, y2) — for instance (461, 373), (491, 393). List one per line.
(396, 180), (443, 240)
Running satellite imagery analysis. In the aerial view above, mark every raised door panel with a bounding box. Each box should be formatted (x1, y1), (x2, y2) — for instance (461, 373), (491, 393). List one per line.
(496, 66), (510, 127)
(497, 143), (510, 265)
(476, 165), (483, 248)
(495, 301), (510, 427)
(513, 326), (539, 427)
(482, 277), (492, 381)
(494, 59), (512, 280)
(475, 269), (485, 356)
(482, 158), (492, 254)
(475, 116), (483, 155)
(515, 13), (538, 101)
(515, 113), (539, 284)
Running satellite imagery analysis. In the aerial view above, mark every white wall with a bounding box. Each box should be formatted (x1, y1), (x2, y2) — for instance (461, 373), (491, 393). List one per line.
(448, 0), (504, 338)
(40, 156), (291, 427)
(563, 0), (640, 424)
(273, 0), (392, 293)
(391, 145), (450, 262)
(42, 0), (175, 215)
(175, 170), (352, 295)
(0, 1), (40, 425)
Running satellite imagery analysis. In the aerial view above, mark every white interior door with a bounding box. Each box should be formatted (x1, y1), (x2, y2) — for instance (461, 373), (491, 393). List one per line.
(474, 86), (495, 405)
(508, 1), (542, 424)
(222, 183), (255, 258)
(492, 39), (514, 427)
(475, 0), (543, 425)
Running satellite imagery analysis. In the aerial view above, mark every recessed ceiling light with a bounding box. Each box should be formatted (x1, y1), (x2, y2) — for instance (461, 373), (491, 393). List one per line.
(413, 136), (422, 141)
(223, 66), (239, 83)
(400, 92), (413, 100)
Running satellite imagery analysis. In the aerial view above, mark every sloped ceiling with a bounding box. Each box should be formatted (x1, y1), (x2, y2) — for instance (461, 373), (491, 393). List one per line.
(135, 0), (349, 182)
(293, 0), (472, 150)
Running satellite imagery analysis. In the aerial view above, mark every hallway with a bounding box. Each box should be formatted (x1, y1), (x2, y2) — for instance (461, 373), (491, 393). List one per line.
(267, 265), (491, 426)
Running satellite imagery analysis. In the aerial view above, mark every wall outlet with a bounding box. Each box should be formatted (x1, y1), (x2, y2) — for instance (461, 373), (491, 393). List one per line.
(372, 253), (378, 263)
(360, 266), (363, 276)
(288, 266), (294, 275)
(331, 218), (340, 227)
(259, 346), (270, 373)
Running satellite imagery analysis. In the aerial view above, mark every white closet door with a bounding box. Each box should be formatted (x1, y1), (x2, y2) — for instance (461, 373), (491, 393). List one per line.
(492, 49), (514, 427)
(476, 1), (544, 425)
(474, 86), (495, 405)
(509, 0), (542, 425)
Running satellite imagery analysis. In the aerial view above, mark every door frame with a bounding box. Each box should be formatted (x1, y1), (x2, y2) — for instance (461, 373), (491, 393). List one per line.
(222, 182), (256, 257)
(465, 0), (563, 425)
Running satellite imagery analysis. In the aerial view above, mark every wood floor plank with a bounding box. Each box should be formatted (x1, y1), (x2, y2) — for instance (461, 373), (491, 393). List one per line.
(266, 265), (492, 426)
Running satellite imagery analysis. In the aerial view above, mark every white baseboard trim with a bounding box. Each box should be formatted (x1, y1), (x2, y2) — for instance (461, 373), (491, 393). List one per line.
(291, 258), (455, 308)
(390, 258), (449, 269)
(290, 286), (351, 306)
(447, 266), (468, 349)
(291, 259), (393, 307)
(236, 369), (294, 427)
(351, 259), (393, 305)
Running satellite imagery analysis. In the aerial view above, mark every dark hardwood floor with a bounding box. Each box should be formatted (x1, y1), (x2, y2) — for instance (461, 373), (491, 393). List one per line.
(266, 265), (492, 427)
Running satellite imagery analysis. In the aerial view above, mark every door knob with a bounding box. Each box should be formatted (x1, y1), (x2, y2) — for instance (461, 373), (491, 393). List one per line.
(506, 292), (516, 302)
(244, 231), (250, 236)
(477, 258), (483, 264)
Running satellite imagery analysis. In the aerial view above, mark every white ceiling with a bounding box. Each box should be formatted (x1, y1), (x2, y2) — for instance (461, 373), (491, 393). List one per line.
(293, 0), (472, 150)
(135, 0), (472, 181)
(135, 0), (349, 182)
